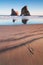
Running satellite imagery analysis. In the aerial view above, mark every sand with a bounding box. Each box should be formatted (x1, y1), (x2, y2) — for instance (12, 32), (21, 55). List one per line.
(0, 24), (43, 65)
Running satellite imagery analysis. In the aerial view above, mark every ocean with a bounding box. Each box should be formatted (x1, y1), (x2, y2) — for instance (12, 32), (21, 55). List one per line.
(0, 16), (43, 25)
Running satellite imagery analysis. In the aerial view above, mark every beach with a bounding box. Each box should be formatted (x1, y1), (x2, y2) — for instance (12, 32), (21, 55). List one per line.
(0, 24), (43, 65)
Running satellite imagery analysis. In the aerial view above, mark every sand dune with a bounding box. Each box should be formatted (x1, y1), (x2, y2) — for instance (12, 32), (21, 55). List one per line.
(0, 24), (43, 65)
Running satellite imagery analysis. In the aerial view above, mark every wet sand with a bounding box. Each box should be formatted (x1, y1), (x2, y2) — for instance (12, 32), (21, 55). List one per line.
(0, 24), (43, 65)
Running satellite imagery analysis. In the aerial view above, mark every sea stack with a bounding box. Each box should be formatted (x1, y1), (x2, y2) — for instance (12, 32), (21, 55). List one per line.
(20, 6), (30, 24)
(11, 9), (18, 22)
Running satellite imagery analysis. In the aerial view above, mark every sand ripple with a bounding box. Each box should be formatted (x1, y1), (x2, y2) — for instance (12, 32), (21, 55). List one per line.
(0, 24), (43, 65)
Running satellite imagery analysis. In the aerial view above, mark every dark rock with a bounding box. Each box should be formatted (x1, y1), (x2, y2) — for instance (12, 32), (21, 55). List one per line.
(20, 6), (30, 24)
(11, 9), (18, 16)
(11, 9), (18, 22)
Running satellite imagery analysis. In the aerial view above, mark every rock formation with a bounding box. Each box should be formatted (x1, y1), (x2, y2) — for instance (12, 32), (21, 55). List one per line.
(11, 9), (18, 22)
(20, 6), (30, 24)
(11, 6), (30, 24)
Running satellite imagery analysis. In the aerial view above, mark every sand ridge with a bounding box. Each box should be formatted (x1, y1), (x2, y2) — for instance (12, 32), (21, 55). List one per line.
(0, 24), (43, 65)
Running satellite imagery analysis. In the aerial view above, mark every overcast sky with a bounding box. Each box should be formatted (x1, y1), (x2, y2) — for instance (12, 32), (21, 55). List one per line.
(0, 0), (43, 15)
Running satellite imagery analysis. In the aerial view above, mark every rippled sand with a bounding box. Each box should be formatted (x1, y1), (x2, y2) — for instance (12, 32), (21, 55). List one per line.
(0, 24), (43, 65)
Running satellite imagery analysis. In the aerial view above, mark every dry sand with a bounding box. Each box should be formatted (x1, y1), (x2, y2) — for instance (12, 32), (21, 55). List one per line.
(0, 24), (43, 65)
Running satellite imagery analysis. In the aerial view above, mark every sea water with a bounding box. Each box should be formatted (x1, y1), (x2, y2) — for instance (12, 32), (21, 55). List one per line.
(0, 20), (43, 25)
(0, 16), (43, 25)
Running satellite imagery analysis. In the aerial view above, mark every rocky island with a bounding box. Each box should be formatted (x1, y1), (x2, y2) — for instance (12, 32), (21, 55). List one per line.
(11, 6), (30, 24)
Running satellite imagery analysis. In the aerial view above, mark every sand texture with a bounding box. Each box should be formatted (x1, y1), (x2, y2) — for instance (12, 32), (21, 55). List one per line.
(0, 24), (43, 65)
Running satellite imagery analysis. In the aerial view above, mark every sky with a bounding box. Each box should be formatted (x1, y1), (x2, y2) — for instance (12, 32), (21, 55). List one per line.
(0, 0), (43, 15)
